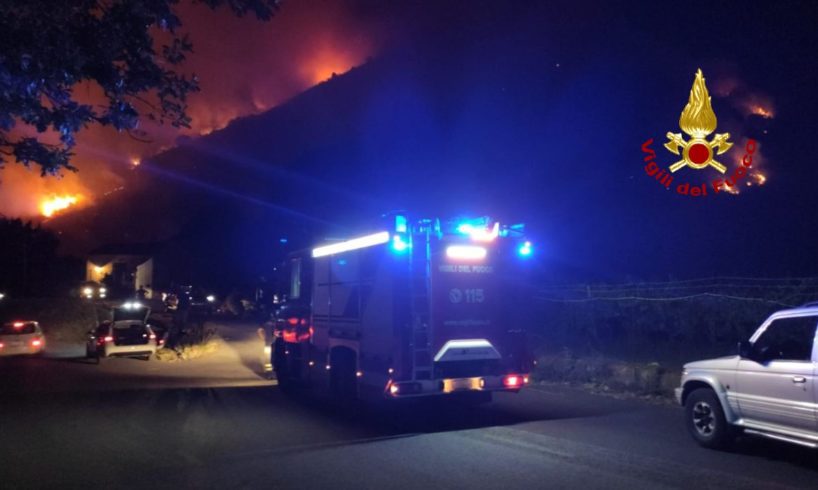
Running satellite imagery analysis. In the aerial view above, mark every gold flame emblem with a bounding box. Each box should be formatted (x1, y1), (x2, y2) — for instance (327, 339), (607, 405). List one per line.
(665, 69), (732, 173)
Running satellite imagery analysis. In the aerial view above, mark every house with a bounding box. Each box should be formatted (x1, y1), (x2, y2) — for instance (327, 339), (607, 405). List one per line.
(86, 243), (159, 298)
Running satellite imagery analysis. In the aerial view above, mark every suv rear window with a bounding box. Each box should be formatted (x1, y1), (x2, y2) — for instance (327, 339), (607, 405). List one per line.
(1, 323), (36, 335)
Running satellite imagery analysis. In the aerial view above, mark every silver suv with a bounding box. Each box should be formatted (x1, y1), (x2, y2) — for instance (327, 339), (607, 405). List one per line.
(677, 305), (818, 449)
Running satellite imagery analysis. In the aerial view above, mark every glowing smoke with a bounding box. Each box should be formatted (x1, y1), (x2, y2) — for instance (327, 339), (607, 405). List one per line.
(0, 0), (381, 218)
(711, 75), (774, 196)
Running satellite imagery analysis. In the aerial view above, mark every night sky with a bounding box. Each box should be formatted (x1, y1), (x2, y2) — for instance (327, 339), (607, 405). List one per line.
(8, 0), (818, 283)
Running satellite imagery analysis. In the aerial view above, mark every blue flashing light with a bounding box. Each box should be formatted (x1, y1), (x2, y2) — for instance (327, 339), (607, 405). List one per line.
(456, 223), (473, 234)
(391, 234), (410, 253)
(395, 215), (408, 234)
(456, 221), (499, 242)
(518, 241), (533, 257)
(279, 238), (288, 244)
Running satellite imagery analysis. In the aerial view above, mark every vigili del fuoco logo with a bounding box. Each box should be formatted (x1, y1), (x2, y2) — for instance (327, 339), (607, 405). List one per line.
(642, 69), (757, 197)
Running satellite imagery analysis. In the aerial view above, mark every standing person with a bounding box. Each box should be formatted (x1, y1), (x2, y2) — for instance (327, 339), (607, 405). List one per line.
(169, 291), (190, 348)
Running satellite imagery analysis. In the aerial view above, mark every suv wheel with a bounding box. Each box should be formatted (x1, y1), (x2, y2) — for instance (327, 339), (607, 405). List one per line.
(685, 388), (732, 449)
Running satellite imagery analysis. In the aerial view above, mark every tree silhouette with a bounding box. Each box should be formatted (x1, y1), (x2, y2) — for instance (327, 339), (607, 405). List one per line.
(0, 0), (278, 175)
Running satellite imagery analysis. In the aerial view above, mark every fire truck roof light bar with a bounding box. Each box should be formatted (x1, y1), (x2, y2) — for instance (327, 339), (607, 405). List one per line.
(312, 231), (391, 258)
(446, 245), (487, 260)
(456, 222), (499, 242)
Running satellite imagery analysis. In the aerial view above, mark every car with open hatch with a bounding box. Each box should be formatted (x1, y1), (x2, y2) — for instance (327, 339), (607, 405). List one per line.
(86, 302), (158, 360)
(677, 304), (818, 449)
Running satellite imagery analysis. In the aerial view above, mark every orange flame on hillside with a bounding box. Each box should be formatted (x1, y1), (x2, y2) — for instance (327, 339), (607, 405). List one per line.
(41, 194), (83, 218)
(748, 104), (774, 119)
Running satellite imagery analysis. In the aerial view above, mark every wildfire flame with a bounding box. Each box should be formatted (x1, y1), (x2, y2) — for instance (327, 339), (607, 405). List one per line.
(728, 139), (768, 196)
(679, 69), (718, 138)
(748, 105), (774, 119)
(41, 194), (82, 218)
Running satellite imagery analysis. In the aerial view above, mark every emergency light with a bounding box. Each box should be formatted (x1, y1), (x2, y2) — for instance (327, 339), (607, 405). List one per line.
(311, 231), (391, 258)
(391, 235), (410, 252)
(446, 245), (487, 260)
(456, 221), (499, 242)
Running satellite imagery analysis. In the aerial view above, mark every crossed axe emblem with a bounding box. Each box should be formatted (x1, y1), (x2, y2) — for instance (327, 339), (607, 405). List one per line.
(664, 132), (733, 174)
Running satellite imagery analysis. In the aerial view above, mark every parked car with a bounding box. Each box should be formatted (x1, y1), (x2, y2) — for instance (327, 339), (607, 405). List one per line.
(0, 321), (45, 356)
(677, 305), (818, 449)
(86, 303), (157, 360)
(147, 318), (169, 348)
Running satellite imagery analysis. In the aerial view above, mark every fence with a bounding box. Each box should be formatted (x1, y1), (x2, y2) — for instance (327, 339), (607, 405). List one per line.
(530, 277), (818, 365)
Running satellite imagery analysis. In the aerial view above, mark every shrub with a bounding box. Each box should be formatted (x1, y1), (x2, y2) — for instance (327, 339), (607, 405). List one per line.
(0, 298), (103, 341)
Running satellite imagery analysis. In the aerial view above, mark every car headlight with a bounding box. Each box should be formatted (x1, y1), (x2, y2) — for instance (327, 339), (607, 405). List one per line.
(206, 295), (216, 303)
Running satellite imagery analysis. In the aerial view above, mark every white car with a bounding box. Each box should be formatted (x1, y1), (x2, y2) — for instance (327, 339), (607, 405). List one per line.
(677, 305), (818, 449)
(0, 321), (46, 356)
(86, 303), (157, 360)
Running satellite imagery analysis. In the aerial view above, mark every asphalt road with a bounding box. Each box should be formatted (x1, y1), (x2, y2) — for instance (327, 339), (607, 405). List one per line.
(2, 321), (818, 490)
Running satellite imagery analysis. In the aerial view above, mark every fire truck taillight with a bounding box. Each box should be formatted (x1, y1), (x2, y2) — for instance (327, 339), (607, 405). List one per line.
(387, 382), (421, 396)
(503, 375), (523, 388)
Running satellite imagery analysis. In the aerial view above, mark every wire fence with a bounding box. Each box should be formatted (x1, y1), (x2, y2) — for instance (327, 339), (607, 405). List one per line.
(530, 277), (818, 364)
(535, 277), (818, 307)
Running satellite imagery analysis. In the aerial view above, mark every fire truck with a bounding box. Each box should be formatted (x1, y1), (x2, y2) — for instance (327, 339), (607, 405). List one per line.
(271, 215), (534, 402)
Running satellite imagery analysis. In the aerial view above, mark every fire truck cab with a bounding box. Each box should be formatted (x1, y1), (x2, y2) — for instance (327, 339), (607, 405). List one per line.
(272, 215), (534, 402)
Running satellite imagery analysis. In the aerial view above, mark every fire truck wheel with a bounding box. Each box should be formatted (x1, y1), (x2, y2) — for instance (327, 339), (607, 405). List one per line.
(330, 348), (357, 401)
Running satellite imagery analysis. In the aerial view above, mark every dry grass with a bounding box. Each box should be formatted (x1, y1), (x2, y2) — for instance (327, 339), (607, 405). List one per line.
(532, 352), (681, 399)
(153, 330), (222, 362)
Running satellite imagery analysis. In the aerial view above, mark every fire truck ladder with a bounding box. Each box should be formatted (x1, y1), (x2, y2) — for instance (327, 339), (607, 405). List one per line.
(410, 222), (433, 380)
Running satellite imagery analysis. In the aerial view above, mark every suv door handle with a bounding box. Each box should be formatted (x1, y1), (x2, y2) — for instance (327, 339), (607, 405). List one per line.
(792, 376), (807, 384)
